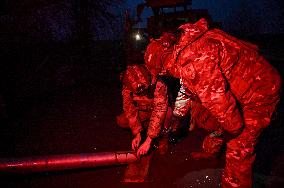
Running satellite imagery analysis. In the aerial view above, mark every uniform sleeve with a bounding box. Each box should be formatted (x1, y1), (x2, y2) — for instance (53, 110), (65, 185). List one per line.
(147, 80), (168, 138)
(173, 80), (191, 117)
(182, 40), (243, 135)
(122, 86), (143, 136)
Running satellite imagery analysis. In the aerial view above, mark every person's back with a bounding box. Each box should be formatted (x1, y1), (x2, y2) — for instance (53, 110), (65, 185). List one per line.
(203, 29), (281, 107)
(173, 18), (281, 135)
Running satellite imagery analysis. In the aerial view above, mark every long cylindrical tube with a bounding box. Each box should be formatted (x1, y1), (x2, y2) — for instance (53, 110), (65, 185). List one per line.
(0, 151), (138, 173)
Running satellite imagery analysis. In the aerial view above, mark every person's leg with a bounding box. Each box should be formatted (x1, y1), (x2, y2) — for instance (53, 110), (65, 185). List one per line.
(222, 127), (259, 188)
(190, 102), (223, 159)
(191, 130), (224, 159)
(222, 99), (279, 188)
(222, 62), (281, 187)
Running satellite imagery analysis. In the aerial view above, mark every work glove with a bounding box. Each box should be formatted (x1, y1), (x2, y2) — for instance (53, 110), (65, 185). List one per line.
(132, 133), (141, 150)
(137, 136), (152, 158)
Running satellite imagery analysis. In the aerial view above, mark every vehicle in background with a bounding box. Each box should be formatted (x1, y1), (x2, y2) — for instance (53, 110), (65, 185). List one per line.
(123, 0), (221, 66)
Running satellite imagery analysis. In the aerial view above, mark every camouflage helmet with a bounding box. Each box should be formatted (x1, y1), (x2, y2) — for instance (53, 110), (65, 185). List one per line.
(144, 32), (176, 77)
(121, 64), (151, 95)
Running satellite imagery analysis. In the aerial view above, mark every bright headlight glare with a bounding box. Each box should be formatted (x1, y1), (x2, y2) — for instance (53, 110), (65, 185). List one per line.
(135, 33), (141, 40)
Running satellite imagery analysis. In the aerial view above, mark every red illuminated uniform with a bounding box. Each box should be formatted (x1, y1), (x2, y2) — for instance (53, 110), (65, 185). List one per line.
(145, 32), (223, 153)
(144, 32), (178, 78)
(148, 19), (281, 187)
(119, 80), (168, 139)
(117, 65), (170, 156)
(172, 82), (223, 155)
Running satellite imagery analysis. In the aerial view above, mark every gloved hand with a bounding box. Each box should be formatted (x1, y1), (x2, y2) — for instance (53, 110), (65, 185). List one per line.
(137, 136), (152, 158)
(132, 133), (141, 150)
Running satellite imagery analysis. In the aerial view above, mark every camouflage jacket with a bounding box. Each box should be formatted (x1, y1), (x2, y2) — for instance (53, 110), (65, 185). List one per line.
(172, 18), (281, 135)
(122, 79), (168, 138)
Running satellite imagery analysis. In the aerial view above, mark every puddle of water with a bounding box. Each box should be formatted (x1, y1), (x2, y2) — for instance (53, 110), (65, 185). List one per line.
(174, 168), (222, 188)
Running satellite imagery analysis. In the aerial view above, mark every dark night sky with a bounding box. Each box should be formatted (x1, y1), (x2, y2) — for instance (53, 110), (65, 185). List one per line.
(1, 0), (283, 41)
(125, 0), (284, 35)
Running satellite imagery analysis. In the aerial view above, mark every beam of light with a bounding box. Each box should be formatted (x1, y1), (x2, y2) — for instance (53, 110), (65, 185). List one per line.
(135, 33), (142, 40)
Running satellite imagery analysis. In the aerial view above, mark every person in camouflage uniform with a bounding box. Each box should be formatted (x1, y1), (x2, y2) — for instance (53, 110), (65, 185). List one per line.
(144, 31), (223, 153)
(146, 18), (281, 187)
(143, 32), (181, 133)
(116, 64), (170, 156)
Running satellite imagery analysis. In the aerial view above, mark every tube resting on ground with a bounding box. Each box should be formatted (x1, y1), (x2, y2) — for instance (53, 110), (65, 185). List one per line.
(0, 151), (138, 173)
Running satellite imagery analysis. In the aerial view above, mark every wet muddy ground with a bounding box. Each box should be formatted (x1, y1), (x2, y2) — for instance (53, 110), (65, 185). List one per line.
(0, 41), (283, 188)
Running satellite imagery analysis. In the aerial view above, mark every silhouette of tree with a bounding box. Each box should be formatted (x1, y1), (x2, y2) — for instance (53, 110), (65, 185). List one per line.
(0, 0), (124, 43)
(73, 0), (124, 45)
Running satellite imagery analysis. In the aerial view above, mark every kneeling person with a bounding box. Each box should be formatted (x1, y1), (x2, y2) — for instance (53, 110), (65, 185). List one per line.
(117, 64), (170, 157)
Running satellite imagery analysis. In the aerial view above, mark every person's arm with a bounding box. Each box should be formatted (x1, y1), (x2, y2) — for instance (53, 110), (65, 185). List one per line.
(137, 80), (168, 156)
(147, 80), (168, 138)
(122, 86), (143, 150)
